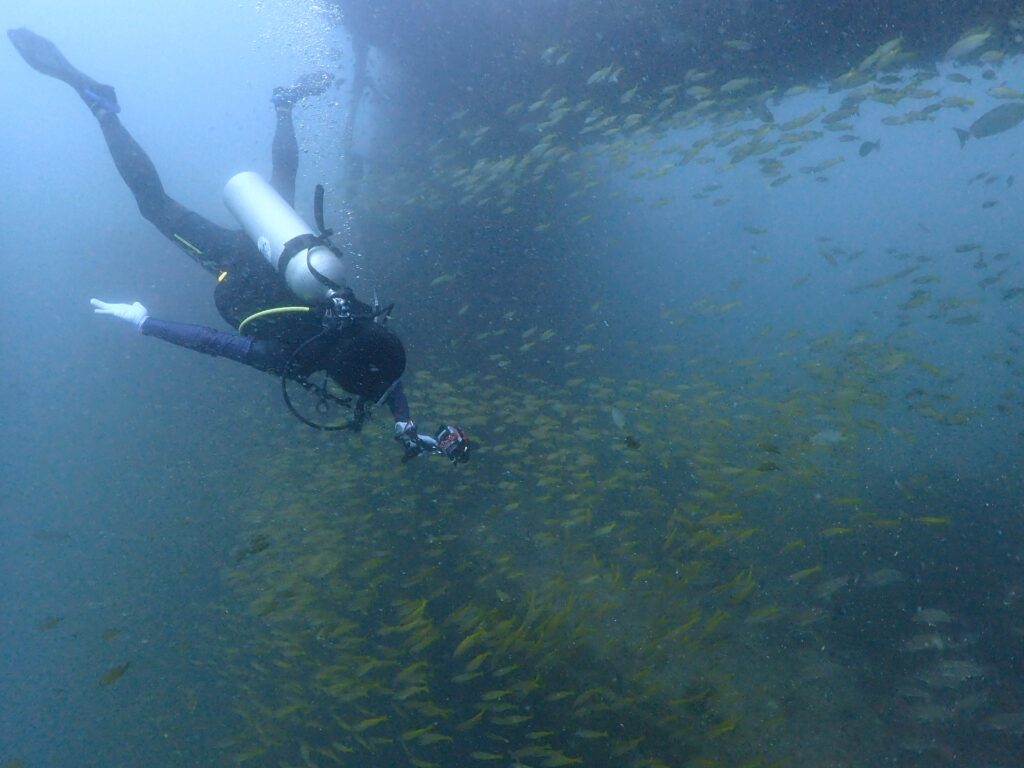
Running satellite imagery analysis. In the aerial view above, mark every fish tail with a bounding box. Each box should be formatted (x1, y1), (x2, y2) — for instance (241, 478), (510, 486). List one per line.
(954, 128), (971, 149)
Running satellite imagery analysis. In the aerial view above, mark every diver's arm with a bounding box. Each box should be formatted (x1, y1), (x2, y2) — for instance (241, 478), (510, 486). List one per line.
(389, 381), (426, 457)
(140, 317), (291, 373)
(90, 299), (286, 371)
(386, 382), (468, 462)
(386, 380), (411, 421)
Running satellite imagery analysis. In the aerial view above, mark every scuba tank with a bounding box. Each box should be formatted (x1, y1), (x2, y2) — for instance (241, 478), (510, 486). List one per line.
(222, 172), (400, 431)
(222, 171), (345, 304)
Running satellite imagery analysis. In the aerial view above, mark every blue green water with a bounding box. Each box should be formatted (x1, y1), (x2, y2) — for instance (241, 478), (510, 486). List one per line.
(1, 2), (1022, 767)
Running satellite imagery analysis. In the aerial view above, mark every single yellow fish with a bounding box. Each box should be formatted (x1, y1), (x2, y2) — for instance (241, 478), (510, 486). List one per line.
(99, 662), (130, 687)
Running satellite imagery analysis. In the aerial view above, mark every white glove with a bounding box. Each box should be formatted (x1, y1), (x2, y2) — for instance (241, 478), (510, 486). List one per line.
(395, 420), (423, 456)
(395, 420), (417, 441)
(90, 298), (149, 331)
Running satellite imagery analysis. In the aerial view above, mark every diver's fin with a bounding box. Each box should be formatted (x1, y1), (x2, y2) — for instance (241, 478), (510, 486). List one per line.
(272, 70), (334, 107)
(8, 28), (84, 84)
(7, 27), (119, 113)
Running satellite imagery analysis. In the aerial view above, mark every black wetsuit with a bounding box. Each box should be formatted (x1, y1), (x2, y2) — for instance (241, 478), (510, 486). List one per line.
(94, 106), (410, 420)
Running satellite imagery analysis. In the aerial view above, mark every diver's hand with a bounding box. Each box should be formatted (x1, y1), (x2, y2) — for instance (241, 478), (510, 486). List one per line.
(395, 421), (442, 462)
(395, 420), (423, 459)
(90, 298), (148, 331)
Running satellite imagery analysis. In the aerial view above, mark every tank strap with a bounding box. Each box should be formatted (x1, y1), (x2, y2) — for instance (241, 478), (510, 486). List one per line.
(278, 233), (346, 292)
(314, 184), (331, 235)
(278, 233), (322, 275)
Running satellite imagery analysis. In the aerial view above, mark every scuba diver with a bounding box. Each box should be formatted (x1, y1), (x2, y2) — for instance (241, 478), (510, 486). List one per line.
(7, 27), (469, 463)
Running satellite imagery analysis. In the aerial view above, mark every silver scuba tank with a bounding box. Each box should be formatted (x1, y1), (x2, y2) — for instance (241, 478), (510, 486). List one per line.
(223, 171), (345, 304)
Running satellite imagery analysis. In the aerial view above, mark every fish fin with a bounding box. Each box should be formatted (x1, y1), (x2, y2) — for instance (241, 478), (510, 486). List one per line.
(954, 128), (971, 149)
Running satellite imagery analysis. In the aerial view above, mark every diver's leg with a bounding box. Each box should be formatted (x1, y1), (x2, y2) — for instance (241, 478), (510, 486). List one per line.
(95, 112), (180, 232)
(96, 113), (243, 274)
(269, 71), (334, 206)
(8, 28), (243, 274)
(270, 102), (298, 207)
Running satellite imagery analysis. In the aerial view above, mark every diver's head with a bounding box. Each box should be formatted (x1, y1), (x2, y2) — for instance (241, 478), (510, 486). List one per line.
(330, 320), (406, 400)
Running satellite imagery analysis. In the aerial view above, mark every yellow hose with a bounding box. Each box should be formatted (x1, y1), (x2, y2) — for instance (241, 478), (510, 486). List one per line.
(237, 306), (310, 335)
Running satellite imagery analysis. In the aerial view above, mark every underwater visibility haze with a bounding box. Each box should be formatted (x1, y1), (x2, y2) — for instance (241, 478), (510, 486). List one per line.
(1, 1), (1023, 767)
